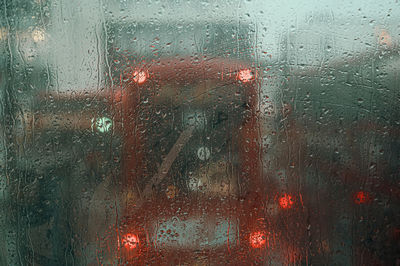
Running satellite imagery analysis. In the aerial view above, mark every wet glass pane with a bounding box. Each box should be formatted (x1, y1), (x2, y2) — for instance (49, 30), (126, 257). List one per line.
(1, 0), (399, 265)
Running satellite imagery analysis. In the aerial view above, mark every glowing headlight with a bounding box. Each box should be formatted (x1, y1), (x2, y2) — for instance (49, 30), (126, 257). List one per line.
(31, 28), (45, 43)
(92, 116), (112, 133)
(196, 146), (210, 161)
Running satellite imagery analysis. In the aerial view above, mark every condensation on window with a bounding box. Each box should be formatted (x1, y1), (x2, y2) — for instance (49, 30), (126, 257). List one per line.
(0, 0), (399, 265)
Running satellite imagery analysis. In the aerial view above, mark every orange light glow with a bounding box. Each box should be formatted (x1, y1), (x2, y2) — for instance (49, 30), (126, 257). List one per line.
(378, 29), (392, 47)
(279, 194), (294, 209)
(238, 69), (254, 83)
(250, 231), (267, 248)
(354, 191), (370, 204)
(132, 70), (148, 84)
(122, 233), (139, 249)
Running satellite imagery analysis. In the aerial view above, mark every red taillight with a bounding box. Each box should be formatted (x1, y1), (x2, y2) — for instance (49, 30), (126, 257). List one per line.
(132, 70), (148, 84)
(122, 233), (139, 249)
(250, 231), (267, 248)
(354, 191), (370, 204)
(238, 69), (254, 83)
(279, 193), (294, 209)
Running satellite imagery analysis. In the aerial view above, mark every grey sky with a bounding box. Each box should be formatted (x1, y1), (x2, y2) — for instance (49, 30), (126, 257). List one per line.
(49, 0), (399, 91)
